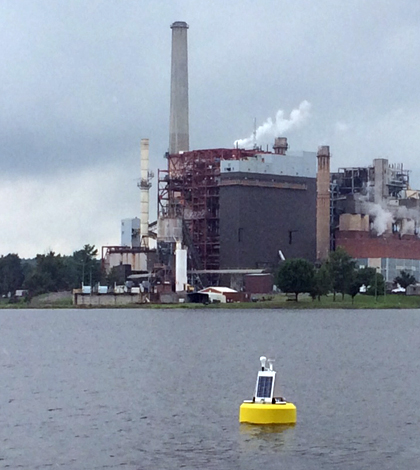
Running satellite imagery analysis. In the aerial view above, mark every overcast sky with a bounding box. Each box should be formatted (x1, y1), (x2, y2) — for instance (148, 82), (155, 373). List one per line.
(2, 0), (420, 258)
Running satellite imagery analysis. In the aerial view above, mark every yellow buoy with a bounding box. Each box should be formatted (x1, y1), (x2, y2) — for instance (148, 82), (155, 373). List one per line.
(239, 356), (297, 425)
(239, 401), (296, 424)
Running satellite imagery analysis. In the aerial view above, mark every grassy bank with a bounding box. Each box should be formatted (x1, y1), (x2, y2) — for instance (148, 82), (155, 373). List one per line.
(229, 293), (420, 309)
(138, 293), (420, 309)
(0, 292), (419, 309)
(0, 292), (73, 309)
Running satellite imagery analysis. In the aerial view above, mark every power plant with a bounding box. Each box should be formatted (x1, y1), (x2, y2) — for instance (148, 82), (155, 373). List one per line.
(96, 20), (420, 303)
(332, 159), (420, 282)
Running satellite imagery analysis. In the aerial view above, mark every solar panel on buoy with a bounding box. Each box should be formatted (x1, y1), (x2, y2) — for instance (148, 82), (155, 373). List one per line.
(256, 375), (273, 398)
(254, 371), (276, 402)
(240, 355), (296, 424)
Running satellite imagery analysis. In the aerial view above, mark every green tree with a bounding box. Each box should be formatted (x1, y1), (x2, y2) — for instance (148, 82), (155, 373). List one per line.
(346, 267), (377, 303)
(277, 258), (315, 301)
(366, 272), (385, 297)
(347, 276), (362, 304)
(356, 267), (377, 289)
(310, 263), (332, 301)
(326, 247), (356, 300)
(23, 251), (70, 295)
(394, 270), (416, 290)
(22, 245), (103, 296)
(0, 254), (24, 297)
(72, 244), (102, 287)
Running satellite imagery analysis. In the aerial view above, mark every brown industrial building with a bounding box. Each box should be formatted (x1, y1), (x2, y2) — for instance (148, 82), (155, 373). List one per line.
(331, 159), (420, 282)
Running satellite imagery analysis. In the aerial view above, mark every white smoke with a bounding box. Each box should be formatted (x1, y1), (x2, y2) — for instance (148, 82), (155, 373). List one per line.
(234, 100), (311, 149)
(395, 205), (410, 219)
(362, 202), (394, 236)
(394, 205), (420, 223)
(401, 219), (415, 235)
(355, 193), (420, 237)
(361, 202), (420, 236)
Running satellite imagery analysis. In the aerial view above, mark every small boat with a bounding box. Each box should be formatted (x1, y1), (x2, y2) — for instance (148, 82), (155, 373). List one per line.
(239, 356), (297, 425)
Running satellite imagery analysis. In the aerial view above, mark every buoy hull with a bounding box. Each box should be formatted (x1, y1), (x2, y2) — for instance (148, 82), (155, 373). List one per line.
(239, 402), (297, 424)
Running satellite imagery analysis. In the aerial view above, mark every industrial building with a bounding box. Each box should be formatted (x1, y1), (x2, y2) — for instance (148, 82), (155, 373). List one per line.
(101, 19), (420, 299)
(331, 158), (420, 282)
(121, 218), (140, 248)
(101, 138), (157, 285)
(153, 20), (335, 290)
(158, 141), (325, 280)
(99, 20), (333, 295)
(219, 145), (318, 269)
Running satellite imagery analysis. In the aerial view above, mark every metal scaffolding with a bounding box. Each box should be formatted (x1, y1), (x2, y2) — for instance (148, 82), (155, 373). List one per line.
(158, 148), (257, 271)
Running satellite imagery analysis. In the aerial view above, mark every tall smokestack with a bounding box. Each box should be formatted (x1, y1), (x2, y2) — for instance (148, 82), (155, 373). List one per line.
(316, 146), (331, 261)
(169, 21), (189, 155)
(139, 138), (151, 248)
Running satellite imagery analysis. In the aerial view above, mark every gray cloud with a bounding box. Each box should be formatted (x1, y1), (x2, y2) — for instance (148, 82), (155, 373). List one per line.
(2, 0), (420, 256)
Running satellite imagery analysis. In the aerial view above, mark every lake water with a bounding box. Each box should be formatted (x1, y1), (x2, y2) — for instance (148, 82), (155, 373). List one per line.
(1, 308), (420, 469)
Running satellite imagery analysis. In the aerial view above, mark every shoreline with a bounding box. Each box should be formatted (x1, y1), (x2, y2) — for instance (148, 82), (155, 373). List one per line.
(1, 292), (420, 310)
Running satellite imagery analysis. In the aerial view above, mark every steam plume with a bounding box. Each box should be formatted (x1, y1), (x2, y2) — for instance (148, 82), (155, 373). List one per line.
(401, 219), (415, 235)
(361, 202), (394, 236)
(234, 100), (311, 149)
(371, 205), (394, 235)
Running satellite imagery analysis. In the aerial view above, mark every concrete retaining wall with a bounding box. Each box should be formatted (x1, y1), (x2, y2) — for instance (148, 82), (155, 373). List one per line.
(73, 293), (144, 306)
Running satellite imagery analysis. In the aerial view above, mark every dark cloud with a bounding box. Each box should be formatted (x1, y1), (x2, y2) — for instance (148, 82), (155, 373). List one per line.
(2, 0), (420, 171)
(1, 0), (420, 255)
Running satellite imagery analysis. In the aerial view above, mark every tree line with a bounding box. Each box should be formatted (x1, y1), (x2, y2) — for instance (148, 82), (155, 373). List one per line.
(2, 243), (416, 302)
(276, 247), (416, 302)
(0, 244), (103, 299)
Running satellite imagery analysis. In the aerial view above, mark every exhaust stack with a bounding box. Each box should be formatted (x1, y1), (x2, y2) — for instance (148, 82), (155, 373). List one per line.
(273, 137), (288, 155)
(169, 21), (189, 155)
(139, 138), (152, 248)
(316, 146), (331, 261)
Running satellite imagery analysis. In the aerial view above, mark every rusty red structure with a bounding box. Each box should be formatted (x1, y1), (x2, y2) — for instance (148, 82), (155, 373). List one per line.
(158, 148), (262, 271)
